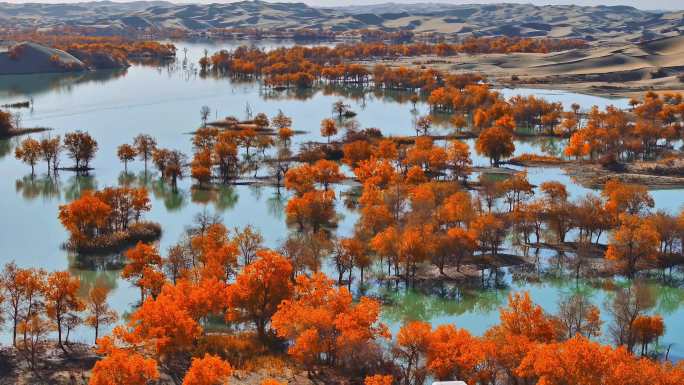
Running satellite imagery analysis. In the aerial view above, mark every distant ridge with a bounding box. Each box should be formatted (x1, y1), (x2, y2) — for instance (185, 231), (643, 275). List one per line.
(0, 1), (681, 42)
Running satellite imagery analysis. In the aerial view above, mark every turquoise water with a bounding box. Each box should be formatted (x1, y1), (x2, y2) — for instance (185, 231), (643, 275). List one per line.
(0, 40), (682, 357)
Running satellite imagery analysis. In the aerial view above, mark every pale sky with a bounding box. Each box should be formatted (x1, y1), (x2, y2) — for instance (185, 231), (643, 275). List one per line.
(1, 0), (681, 11)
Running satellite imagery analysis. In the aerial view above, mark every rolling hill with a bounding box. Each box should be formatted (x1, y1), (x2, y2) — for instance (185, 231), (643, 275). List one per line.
(0, 1), (681, 42)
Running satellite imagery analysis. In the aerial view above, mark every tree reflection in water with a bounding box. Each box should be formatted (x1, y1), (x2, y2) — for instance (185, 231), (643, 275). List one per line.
(380, 282), (508, 325)
(15, 174), (61, 201)
(119, 170), (187, 211)
(191, 185), (238, 211)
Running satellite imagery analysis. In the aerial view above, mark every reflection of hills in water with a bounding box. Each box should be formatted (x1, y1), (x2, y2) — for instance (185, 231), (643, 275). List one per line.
(0, 69), (127, 98)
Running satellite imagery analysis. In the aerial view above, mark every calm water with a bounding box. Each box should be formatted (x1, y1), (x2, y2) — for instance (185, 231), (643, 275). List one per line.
(0, 40), (683, 356)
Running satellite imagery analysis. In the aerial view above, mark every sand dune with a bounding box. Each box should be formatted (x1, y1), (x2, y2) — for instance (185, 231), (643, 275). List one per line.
(532, 53), (651, 75)
(639, 36), (684, 56)
(0, 42), (86, 75)
(0, 1), (681, 43)
(378, 34), (684, 97)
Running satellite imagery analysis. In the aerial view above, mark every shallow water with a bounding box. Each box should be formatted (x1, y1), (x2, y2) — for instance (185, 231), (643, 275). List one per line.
(0, 40), (683, 357)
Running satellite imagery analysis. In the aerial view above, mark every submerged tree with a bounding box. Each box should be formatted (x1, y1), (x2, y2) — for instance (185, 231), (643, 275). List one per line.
(15, 137), (41, 176)
(133, 134), (157, 171)
(117, 144), (137, 173)
(63, 131), (98, 172)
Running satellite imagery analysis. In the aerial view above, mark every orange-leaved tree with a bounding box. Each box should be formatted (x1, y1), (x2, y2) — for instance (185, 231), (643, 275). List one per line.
(85, 280), (118, 343)
(15, 137), (42, 176)
(394, 321), (432, 385)
(427, 324), (481, 383)
(190, 223), (238, 282)
(122, 284), (203, 360)
(271, 272), (388, 369)
(475, 123), (515, 166)
(516, 334), (612, 385)
(44, 271), (85, 351)
(606, 214), (660, 277)
(225, 250), (293, 340)
(122, 242), (164, 302)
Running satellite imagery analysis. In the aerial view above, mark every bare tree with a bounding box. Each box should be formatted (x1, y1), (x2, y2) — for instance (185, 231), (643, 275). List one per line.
(605, 280), (655, 352)
(12, 111), (21, 129)
(200, 105), (211, 127)
(557, 293), (602, 339)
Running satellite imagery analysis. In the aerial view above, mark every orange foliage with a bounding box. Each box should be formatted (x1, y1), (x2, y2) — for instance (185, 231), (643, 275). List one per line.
(427, 325), (480, 382)
(475, 125), (515, 166)
(499, 292), (559, 343)
(271, 273), (388, 367)
(285, 190), (337, 232)
(225, 250), (293, 339)
(89, 344), (158, 385)
(123, 284), (203, 357)
(58, 187), (153, 249)
(364, 375), (393, 385)
(191, 223), (239, 282)
(45, 271), (85, 348)
(14, 137), (42, 175)
(122, 242), (164, 301)
(606, 214), (660, 276)
(183, 354), (233, 385)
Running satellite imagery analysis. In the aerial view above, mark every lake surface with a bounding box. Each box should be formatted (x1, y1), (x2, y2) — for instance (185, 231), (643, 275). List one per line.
(0, 40), (683, 357)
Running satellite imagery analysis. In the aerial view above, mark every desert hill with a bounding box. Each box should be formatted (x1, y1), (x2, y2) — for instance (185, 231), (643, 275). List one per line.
(377, 34), (684, 96)
(0, 41), (86, 75)
(0, 1), (681, 42)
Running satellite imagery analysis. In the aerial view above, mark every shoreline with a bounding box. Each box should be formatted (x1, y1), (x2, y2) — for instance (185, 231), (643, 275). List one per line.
(0, 126), (51, 139)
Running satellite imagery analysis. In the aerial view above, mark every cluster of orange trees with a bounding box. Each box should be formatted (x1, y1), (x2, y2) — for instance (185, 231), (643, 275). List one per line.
(565, 92), (684, 162)
(186, 111), (295, 188)
(58, 186), (160, 252)
(426, 89), (684, 166)
(60, 216), (679, 385)
(383, 289), (678, 385)
(113, 110), (296, 192)
(427, 84), (567, 132)
(1, 221), (679, 384)
(26, 113), (683, 385)
(15, 131), (97, 175)
(200, 37), (585, 89)
(283, 158), (342, 232)
(117, 133), (188, 190)
(288, 130), (682, 281)
(0, 262), (117, 369)
(4, 33), (176, 58)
